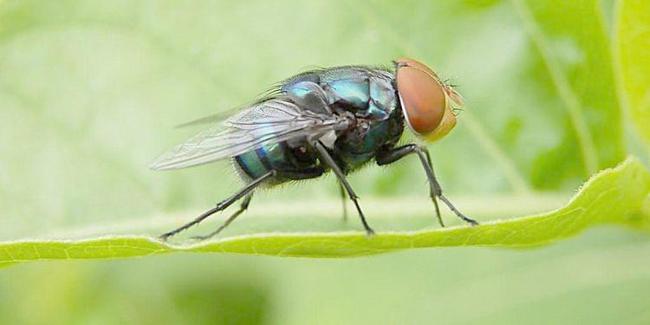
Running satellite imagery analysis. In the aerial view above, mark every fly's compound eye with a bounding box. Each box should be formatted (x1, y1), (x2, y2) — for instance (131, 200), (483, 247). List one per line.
(395, 58), (459, 142)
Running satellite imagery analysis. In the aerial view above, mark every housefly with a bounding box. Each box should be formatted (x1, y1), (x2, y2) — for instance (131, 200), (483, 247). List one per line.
(151, 58), (478, 240)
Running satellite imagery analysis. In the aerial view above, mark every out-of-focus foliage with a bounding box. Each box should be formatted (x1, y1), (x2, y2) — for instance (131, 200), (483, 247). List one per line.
(0, 0), (649, 324)
(616, 0), (650, 150)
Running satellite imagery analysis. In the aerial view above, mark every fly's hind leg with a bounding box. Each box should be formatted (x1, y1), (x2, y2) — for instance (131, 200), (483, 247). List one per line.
(376, 144), (478, 227)
(190, 194), (254, 240)
(159, 170), (274, 241)
(188, 166), (325, 240)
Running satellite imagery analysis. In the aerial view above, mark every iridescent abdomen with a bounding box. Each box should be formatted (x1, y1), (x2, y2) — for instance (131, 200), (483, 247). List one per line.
(234, 140), (322, 183)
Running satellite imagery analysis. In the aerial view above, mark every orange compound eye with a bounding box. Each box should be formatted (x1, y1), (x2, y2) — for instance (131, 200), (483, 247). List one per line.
(395, 58), (457, 142)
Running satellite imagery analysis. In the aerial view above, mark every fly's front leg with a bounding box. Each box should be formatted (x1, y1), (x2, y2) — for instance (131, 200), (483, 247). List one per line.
(376, 144), (478, 227)
(313, 140), (374, 235)
(420, 148), (477, 226)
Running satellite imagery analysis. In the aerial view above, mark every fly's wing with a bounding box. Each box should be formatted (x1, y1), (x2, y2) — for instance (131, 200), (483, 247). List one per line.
(174, 111), (233, 129)
(175, 87), (284, 129)
(150, 98), (349, 171)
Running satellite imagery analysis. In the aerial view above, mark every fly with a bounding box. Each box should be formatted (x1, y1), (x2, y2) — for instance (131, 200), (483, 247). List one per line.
(151, 58), (478, 240)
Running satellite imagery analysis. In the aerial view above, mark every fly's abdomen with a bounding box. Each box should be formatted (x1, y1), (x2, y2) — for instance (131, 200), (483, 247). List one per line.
(234, 141), (323, 183)
(234, 150), (268, 181)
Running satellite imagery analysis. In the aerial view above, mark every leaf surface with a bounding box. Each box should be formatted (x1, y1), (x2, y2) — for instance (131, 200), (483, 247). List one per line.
(1, 158), (647, 263)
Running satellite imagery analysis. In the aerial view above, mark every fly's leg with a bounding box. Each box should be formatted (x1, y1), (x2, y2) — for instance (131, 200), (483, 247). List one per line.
(376, 144), (478, 227)
(339, 183), (348, 222)
(313, 140), (374, 235)
(159, 170), (274, 241)
(420, 148), (477, 226)
(190, 194), (253, 240)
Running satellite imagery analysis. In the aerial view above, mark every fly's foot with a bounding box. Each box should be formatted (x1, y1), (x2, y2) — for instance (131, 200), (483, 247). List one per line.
(159, 231), (175, 242)
(189, 227), (226, 241)
(189, 235), (213, 241)
(463, 216), (479, 226)
(437, 194), (479, 227)
(453, 209), (479, 226)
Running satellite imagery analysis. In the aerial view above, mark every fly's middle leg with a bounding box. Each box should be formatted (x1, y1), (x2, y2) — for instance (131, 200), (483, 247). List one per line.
(339, 182), (348, 222)
(313, 140), (374, 235)
(376, 144), (478, 227)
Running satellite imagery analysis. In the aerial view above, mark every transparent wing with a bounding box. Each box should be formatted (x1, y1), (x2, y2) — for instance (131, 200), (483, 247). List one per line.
(174, 111), (233, 129)
(150, 98), (349, 171)
(174, 87), (284, 129)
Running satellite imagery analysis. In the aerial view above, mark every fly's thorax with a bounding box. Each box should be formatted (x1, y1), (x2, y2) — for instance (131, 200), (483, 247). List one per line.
(274, 65), (404, 173)
(332, 110), (404, 173)
(323, 70), (397, 121)
(282, 66), (398, 122)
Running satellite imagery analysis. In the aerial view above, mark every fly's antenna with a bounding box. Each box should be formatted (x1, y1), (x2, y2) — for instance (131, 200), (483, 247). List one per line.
(443, 78), (459, 89)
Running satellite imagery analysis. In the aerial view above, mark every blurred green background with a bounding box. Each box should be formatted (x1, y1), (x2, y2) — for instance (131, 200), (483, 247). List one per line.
(0, 0), (649, 324)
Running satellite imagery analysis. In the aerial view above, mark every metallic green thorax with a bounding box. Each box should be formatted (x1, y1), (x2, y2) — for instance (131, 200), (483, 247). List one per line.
(235, 66), (404, 182)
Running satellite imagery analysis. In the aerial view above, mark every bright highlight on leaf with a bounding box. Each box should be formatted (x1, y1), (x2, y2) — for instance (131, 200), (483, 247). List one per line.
(0, 157), (647, 264)
(616, 0), (650, 150)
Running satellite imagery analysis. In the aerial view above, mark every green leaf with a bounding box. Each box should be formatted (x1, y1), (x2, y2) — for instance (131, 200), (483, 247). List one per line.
(616, 0), (650, 149)
(1, 157), (647, 262)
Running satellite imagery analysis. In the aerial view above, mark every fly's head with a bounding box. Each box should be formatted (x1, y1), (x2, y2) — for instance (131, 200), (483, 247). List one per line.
(394, 57), (463, 142)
